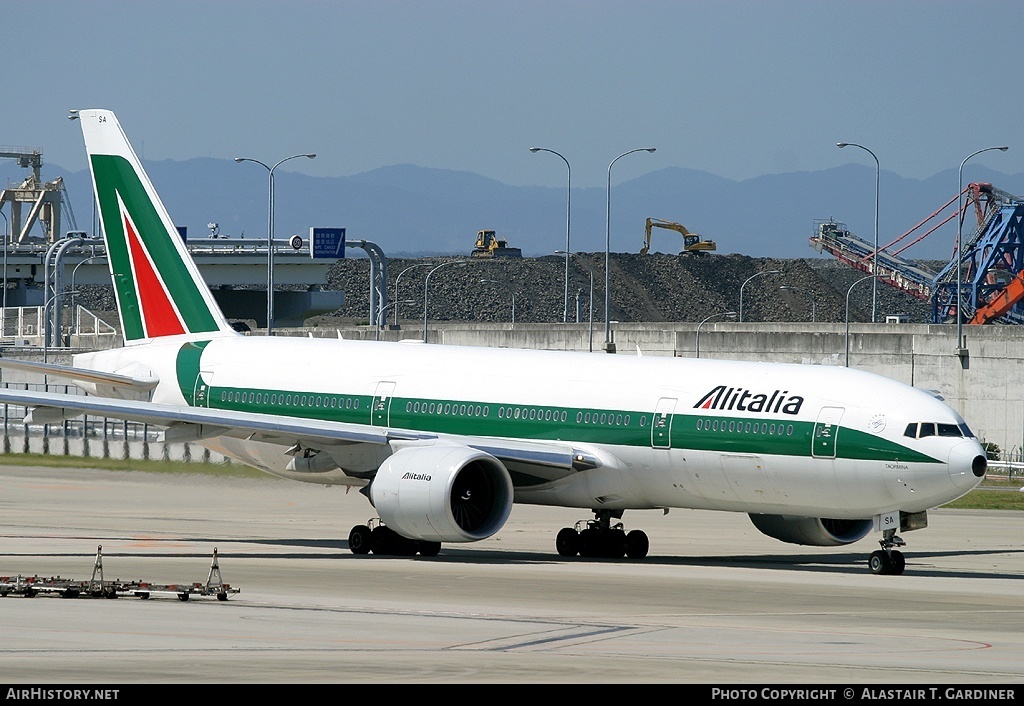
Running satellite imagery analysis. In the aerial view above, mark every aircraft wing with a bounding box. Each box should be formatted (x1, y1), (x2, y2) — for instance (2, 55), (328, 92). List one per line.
(0, 388), (587, 482)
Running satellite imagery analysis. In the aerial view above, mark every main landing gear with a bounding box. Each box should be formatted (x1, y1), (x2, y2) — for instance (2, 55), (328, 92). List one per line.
(555, 509), (650, 559)
(868, 528), (906, 575)
(348, 520), (441, 557)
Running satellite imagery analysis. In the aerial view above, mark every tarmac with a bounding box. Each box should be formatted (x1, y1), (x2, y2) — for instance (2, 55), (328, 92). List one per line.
(1, 464), (1023, 684)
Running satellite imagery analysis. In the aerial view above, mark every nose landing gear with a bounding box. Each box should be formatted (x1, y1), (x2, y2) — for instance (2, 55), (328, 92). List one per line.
(868, 529), (906, 575)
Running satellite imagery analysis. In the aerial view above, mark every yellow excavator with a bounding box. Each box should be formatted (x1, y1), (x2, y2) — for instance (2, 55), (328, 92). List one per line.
(640, 218), (716, 256)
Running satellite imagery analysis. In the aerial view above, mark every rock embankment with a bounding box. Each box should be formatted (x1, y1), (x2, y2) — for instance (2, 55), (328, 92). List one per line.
(317, 253), (932, 327)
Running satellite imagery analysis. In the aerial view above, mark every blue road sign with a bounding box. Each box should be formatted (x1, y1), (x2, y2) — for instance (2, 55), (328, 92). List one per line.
(310, 227), (346, 259)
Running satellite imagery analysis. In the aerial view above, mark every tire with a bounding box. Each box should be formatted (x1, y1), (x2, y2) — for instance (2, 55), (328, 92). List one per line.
(178, 593), (190, 602)
(889, 550), (906, 575)
(217, 592), (228, 601)
(555, 528), (579, 557)
(418, 541), (441, 557)
(868, 550), (892, 575)
(578, 528), (597, 558)
(348, 525), (373, 555)
(625, 530), (649, 559)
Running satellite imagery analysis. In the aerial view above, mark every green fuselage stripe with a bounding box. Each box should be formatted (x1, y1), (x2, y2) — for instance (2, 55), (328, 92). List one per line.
(197, 382), (938, 464)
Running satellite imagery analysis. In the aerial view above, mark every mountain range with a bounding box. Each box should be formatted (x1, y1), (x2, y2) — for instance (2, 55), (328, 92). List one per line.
(4, 158), (1024, 263)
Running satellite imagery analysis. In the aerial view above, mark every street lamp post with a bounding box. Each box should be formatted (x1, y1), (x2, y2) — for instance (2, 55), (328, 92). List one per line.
(234, 153), (316, 335)
(70, 251), (100, 333)
(696, 311), (737, 359)
(556, 250), (595, 352)
(0, 209), (7, 311)
(845, 275), (876, 367)
(837, 143), (879, 322)
(738, 269), (781, 322)
(780, 286), (816, 323)
(530, 148), (571, 323)
(956, 145), (1008, 358)
(394, 263), (433, 326)
(605, 148), (656, 352)
(377, 300), (416, 340)
(42, 290), (80, 364)
(480, 279), (517, 324)
(422, 261), (466, 341)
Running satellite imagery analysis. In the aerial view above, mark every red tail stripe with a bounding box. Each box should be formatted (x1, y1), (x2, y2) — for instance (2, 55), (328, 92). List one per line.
(124, 214), (186, 337)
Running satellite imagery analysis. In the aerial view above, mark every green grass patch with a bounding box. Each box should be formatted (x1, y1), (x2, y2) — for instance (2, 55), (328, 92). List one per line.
(0, 452), (269, 479)
(942, 476), (1024, 511)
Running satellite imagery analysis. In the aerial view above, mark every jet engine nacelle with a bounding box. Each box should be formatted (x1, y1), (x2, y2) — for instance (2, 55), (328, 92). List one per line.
(371, 445), (514, 543)
(748, 514), (873, 547)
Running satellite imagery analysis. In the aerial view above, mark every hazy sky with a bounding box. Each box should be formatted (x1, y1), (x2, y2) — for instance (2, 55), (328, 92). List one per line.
(6, 1), (1023, 188)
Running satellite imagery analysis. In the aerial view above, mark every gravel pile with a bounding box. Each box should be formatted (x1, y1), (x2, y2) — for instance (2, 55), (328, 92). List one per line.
(317, 253), (933, 326)
(67, 253), (934, 330)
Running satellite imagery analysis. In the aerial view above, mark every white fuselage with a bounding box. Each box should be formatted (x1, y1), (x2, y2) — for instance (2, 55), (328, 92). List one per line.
(75, 334), (985, 519)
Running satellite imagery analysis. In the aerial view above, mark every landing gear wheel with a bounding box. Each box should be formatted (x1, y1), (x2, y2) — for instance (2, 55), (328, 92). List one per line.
(556, 527), (579, 557)
(370, 524), (419, 556)
(625, 530), (649, 559)
(417, 541), (441, 557)
(868, 549), (892, 573)
(348, 525), (373, 555)
(578, 528), (598, 558)
(889, 550), (906, 575)
(870, 529), (908, 575)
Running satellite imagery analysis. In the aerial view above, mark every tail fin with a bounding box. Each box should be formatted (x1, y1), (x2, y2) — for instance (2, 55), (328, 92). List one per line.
(78, 109), (236, 345)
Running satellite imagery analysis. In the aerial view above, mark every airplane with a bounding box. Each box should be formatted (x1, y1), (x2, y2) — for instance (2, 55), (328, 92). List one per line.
(0, 109), (988, 575)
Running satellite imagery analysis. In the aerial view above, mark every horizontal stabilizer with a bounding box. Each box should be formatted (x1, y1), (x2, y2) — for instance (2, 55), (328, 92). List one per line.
(0, 358), (158, 391)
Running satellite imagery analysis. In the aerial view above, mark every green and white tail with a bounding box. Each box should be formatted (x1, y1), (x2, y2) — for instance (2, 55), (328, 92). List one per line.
(79, 109), (236, 346)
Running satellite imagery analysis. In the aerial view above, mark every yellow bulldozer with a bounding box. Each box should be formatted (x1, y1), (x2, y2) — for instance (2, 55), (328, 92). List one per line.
(472, 229), (522, 258)
(640, 218), (716, 256)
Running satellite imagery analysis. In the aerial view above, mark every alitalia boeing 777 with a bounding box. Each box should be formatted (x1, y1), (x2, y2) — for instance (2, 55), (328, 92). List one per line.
(0, 110), (987, 574)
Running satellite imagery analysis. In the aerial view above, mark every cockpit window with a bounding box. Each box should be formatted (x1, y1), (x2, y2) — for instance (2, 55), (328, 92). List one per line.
(904, 421), (966, 439)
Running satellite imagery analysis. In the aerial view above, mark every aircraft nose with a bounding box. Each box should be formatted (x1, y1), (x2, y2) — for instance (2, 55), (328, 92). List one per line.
(948, 439), (987, 490)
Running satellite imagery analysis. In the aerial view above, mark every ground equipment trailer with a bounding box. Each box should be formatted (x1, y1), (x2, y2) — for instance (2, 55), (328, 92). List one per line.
(0, 545), (239, 601)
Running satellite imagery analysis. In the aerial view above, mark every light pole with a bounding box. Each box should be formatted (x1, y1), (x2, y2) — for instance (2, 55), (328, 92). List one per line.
(70, 252), (100, 333)
(780, 286), (816, 322)
(845, 275), (876, 367)
(956, 145), (1008, 358)
(696, 311), (736, 359)
(837, 143), (879, 322)
(42, 290), (80, 364)
(394, 263), (433, 326)
(530, 148), (571, 323)
(422, 261), (466, 341)
(0, 209), (7, 310)
(738, 269), (781, 322)
(234, 153), (316, 335)
(605, 147), (656, 352)
(377, 300), (416, 340)
(556, 250), (595, 352)
(480, 279), (517, 324)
